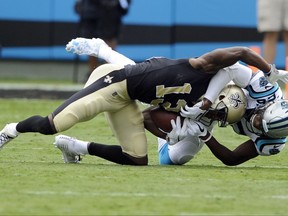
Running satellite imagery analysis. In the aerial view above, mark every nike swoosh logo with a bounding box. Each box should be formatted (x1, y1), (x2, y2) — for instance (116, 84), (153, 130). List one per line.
(195, 122), (204, 132)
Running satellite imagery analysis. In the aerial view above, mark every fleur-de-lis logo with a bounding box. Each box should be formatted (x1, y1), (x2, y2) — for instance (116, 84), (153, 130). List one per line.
(228, 93), (244, 108)
(104, 75), (114, 84)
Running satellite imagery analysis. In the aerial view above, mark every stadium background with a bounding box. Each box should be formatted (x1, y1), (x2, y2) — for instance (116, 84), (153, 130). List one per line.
(0, 0), (286, 69)
(1, 2), (288, 215)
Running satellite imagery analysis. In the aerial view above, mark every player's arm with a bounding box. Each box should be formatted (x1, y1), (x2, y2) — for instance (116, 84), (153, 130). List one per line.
(186, 120), (259, 165)
(182, 47), (271, 119)
(190, 46), (288, 85)
(204, 137), (259, 166)
(189, 46), (271, 73)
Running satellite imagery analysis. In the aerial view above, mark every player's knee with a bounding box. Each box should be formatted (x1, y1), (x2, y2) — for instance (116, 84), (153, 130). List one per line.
(173, 155), (194, 165)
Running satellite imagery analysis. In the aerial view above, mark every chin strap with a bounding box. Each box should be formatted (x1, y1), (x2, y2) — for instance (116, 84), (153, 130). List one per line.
(262, 119), (269, 133)
(249, 114), (263, 135)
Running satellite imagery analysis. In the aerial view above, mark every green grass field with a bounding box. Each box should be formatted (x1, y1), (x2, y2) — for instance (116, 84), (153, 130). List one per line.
(0, 98), (288, 215)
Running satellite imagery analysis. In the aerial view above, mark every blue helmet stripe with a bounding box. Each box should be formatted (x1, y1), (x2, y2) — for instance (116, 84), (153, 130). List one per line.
(268, 116), (288, 130)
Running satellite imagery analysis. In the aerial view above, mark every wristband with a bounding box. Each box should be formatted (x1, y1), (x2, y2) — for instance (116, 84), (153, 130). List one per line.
(199, 132), (212, 143)
(265, 64), (272, 76)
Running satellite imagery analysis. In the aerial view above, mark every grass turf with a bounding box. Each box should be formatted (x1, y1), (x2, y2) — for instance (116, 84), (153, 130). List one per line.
(0, 98), (288, 215)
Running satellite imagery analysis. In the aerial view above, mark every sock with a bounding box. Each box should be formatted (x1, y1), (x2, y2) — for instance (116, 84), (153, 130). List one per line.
(75, 140), (89, 155)
(99, 46), (135, 66)
(88, 142), (142, 165)
(157, 137), (167, 151)
(16, 115), (55, 134)
(158, 142), (174, 165)
(4, 123), (20, 137)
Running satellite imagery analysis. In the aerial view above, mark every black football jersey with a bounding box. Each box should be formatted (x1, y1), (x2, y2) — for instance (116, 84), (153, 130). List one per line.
(124, 57), (216, 112)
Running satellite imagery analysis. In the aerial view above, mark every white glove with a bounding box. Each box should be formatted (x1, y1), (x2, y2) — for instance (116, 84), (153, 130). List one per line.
(186, 120), (212, 142)
(180, 101), (206, 120)
(265, 64), (288, 84)
(66, 37), (108, 57)
(166, 116), (188, 145)
(276, 70), (288, 83)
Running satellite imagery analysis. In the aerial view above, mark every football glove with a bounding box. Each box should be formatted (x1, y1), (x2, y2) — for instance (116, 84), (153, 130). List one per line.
(180, 101), (206, 120)
(186, 120), (212, 142)
(276, 70), (288, 84)
(166, 116), (188, 145)
(265, 64), (288, 84)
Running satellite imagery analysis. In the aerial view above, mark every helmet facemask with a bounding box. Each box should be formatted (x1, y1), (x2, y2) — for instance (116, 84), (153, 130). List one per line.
(261, 100), (288, 138)
(199, 84), (247, 127)
(246, 105), (267, 136)
(247, 100), (288, 138)
(201, 101), (228, 127)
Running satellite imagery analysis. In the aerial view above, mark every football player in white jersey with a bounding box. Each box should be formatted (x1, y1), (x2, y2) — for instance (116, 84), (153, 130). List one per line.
(148, 55), (287, 166)
(49, 37), (288, 166)
(152, 81), (287, 166)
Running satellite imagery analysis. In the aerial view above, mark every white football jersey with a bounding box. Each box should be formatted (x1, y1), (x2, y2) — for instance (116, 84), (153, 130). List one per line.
(232, 71), (286, 155)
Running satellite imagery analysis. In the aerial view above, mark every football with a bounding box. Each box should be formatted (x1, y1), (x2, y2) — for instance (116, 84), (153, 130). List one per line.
(149, 107), (183, 133)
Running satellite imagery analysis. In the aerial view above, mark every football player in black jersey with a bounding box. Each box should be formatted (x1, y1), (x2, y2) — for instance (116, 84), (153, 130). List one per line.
(0, 37), (284, 166)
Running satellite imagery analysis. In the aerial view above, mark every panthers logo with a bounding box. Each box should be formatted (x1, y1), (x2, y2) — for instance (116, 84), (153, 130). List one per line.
(259, 76), (268, 87)
(281, 101), (288, 109)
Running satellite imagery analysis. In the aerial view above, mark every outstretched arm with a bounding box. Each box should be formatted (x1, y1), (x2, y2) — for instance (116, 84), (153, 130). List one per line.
(189, 46), (271, 73)
(186, 120), (259, 166)
(182, 47), (273, 117)
(204, 137), (259, 166)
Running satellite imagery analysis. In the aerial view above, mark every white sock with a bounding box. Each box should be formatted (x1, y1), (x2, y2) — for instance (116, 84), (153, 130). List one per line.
(5, 123), (20, 137)
(157, 137), (167, 152)
(98, 46), (135, 66)
(75, 139), (89, 155)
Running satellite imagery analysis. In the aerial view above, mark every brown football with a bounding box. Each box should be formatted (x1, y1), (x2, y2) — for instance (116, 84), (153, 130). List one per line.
(149, 107), (183, 133)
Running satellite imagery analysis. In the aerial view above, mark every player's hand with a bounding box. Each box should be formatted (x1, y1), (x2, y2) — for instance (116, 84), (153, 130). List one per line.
(266, 64), (288, 84)
(166, 116), (188, 145)
(186, 120), (211, 142)
(180, 101), (206, 120)
(276, 70), (288, 83)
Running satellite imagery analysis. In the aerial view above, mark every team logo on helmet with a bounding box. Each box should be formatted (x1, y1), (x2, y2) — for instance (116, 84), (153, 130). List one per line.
(228, 93), (245, 109)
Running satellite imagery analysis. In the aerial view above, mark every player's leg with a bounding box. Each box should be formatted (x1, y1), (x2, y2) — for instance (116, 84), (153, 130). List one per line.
(0, 115), (57, 150)
(257, 0), (281, 64)
(54, 101), (148, 165)
(283, 1), (288, 59)
(66, 37), (135, 66)
(158, 136), (204, 165)
(0, 64), (125, 150)
(91, 100), (147, 165)
(158, 138), (174, 164)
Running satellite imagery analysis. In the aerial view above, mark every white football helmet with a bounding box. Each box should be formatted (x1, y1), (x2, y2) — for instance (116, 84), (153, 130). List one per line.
(249, 100), (288, 138)
(200, 84), (247, 127)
